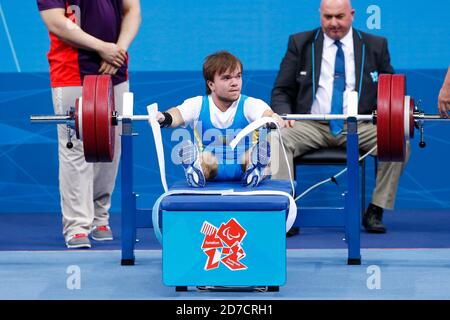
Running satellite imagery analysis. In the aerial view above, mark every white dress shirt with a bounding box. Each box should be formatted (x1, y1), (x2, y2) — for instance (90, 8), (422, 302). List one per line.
(311, 27), (356, 115)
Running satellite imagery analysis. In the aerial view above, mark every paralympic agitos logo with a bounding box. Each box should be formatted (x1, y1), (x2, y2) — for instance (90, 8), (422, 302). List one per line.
(200, 218), (247, 271)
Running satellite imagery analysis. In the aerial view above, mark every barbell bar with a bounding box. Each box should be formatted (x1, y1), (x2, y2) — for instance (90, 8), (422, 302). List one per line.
(30, 74), (446, 163)
(33, 112), (445, 123)
(29, 113), (154, 123)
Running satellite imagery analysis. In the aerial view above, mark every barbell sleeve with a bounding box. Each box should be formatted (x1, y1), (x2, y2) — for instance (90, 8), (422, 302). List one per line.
(30, 115), (72, 123)
(414, 113), (450, 121)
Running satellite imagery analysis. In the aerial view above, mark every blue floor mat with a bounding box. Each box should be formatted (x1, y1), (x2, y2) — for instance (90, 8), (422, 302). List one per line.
(1, 249), (450, 300)
(1, 209), (450, 251)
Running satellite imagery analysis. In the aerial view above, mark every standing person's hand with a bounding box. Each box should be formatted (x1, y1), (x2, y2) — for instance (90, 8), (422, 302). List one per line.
(98, 42), (127, 68)
(99, 61), (119, 75)
(438, 67), (450, 118)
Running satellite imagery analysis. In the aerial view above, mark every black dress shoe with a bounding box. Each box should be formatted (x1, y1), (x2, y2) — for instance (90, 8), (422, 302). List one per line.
(362, 203), (386, 233)
(286, 226), (300, 237)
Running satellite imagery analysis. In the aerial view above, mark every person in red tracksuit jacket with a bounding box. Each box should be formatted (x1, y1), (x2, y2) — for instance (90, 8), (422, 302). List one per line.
(37, 0), (141, 249)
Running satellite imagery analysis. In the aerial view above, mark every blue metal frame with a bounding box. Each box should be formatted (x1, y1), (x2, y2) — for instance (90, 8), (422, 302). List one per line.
(345, 117), (361, 264)
(119, 119), (361, 265)
(120, 119), (137, 265)
(295, 117), (361, 264)
(120, 121), (159, 265)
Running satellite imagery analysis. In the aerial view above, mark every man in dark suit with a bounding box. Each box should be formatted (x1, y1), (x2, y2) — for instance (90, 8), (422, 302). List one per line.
(270, 0), (410, 234)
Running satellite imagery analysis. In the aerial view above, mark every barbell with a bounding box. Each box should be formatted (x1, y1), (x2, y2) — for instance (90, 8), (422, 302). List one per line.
(30, 74), (446, 163)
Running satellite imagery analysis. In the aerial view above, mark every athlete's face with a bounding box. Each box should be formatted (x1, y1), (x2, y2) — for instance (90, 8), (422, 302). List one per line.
(208, 67), (242, 103)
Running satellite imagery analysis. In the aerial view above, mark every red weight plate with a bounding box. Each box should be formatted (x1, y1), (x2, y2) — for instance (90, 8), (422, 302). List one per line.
(390, 74), (406, 162)
(376, 74), (392, 161)
(82, 75), (98, 162)
(410, 97), (415, 139)
(95, 75), (115, 162)
(75, 98), (80, 140)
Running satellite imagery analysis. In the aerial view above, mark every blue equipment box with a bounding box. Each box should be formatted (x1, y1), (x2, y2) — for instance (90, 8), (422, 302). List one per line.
(160, 180), (291, 287)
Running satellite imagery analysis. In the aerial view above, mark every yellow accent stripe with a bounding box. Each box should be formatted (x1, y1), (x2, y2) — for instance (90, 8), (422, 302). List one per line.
(252, 130), (259, 146)
(193, 127), (204, 151)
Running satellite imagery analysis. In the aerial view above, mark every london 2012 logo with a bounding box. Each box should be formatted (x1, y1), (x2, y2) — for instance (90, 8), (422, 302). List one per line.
(200, 218), (247, 271)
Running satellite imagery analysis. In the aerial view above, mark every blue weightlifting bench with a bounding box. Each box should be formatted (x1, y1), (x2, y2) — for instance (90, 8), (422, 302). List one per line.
(119, 116), (362, 289)
(159, 180), (291, 291)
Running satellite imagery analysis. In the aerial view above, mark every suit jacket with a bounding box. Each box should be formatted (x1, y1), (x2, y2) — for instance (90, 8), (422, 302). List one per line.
(271, 28), (395, 115)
